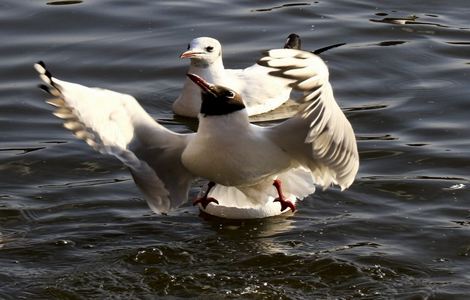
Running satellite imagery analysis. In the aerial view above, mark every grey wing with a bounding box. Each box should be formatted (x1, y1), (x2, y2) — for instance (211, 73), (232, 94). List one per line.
(258, 49), (359, 190)
(35, 62), (194, 213)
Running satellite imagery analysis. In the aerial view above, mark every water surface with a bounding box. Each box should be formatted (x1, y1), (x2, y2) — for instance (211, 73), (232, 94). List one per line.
(1, 0), (470, 298)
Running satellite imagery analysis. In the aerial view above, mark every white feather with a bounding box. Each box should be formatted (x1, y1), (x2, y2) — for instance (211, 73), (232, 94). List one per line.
(173, 37), (295, 117)
(259, 49), (359, 190)
(35, 63), (194, 214)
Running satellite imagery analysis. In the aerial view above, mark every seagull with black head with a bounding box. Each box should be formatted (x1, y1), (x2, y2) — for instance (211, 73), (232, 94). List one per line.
(35, 48), (358, 219)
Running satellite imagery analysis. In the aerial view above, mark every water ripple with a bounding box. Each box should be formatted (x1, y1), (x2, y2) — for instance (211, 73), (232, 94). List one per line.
(252, 2), (312, 12)
(46, 0), (83, 5)
(2, 0), (470, 298)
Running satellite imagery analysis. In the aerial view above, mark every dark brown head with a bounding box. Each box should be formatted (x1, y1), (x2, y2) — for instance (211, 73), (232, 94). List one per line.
(186, 73), (245, 117)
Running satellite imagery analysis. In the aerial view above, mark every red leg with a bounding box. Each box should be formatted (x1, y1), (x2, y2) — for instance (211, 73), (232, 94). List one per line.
(273, 179), (296, 212)
(193, 181), (219, 209)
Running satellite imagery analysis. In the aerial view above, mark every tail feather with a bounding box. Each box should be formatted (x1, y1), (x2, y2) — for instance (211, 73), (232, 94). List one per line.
(206, 167), (315, 209)
(277, 167), (316, 199)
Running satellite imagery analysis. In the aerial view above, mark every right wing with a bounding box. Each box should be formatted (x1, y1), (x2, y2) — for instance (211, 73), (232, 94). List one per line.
(35, 62), (194, 214)
(237, 34), (301, 115)
(229, 64), (293, 116)
(258, 49), (359, 190)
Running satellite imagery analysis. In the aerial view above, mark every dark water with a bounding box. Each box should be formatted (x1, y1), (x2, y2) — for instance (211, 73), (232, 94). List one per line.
(1, 0), (470, 298)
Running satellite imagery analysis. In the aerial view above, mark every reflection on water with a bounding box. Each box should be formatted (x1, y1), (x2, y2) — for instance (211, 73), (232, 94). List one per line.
(200, 212), (296, 238)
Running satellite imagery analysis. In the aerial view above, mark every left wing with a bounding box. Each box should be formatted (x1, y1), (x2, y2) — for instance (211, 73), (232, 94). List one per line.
(35, 62), (195, 213)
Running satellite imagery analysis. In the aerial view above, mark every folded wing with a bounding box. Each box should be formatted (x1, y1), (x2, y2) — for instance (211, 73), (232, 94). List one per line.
(35, 62), (194, 213)
(258, 49), (359, 190)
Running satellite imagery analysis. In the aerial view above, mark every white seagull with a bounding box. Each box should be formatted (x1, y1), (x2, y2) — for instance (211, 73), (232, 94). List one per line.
(35, 48), (359, 218)
(173, 35), (301, 118)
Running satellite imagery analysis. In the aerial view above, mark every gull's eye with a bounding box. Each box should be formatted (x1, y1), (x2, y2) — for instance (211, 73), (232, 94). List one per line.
(225, 91), (235, 98)
(187, 44), (190, 50)
(206, 46), (214, 53)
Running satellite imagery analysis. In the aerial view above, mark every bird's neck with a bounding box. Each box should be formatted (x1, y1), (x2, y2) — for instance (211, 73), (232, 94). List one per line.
(189, 56), (225, 75)
(197, 109), (250, 134)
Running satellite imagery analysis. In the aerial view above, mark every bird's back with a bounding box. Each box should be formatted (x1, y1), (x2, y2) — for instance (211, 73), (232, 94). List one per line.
(225, 64), (293, 115)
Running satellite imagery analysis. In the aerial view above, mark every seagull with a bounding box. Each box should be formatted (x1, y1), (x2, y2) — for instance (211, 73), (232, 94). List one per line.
(173, 34), (301, 118)
(34, 48), (359, 218)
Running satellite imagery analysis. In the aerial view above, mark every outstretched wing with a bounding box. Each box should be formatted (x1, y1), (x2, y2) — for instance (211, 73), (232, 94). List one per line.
(35, 62), (194, 213)
(258, 49), (359, 190)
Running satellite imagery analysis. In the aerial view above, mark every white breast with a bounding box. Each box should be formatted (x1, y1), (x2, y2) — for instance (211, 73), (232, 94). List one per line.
(181, 112), (291, 186)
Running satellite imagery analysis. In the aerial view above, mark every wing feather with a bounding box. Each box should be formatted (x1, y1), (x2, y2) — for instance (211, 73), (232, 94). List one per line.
(259, 50), (359, 190)
(35, 61), (194, 213)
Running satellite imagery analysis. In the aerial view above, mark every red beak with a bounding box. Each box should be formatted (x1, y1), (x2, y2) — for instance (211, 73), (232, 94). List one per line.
(186, 73), (214, 94)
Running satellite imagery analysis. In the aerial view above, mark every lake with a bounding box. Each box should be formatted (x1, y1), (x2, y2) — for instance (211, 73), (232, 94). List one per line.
(1, 0), (469, 298)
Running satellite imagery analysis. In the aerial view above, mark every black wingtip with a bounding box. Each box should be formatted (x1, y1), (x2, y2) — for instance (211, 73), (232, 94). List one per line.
(284, 33), (302, 50)
(312, 43), (347, 55)
(38, 84), (50, 93)
(37, 61), (46, 68)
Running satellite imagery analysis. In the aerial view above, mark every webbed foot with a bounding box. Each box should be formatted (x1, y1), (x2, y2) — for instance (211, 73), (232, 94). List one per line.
(273, 179), (296, 212)
(193, 197), (219, 209)
(193, 181), (219, 209)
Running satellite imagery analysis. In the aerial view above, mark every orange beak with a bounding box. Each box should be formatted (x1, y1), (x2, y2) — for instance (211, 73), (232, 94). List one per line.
(180, 50), (203, 59)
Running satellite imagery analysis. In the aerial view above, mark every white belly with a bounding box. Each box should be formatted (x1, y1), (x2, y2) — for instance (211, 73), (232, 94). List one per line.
(182, 124), (291, 186)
